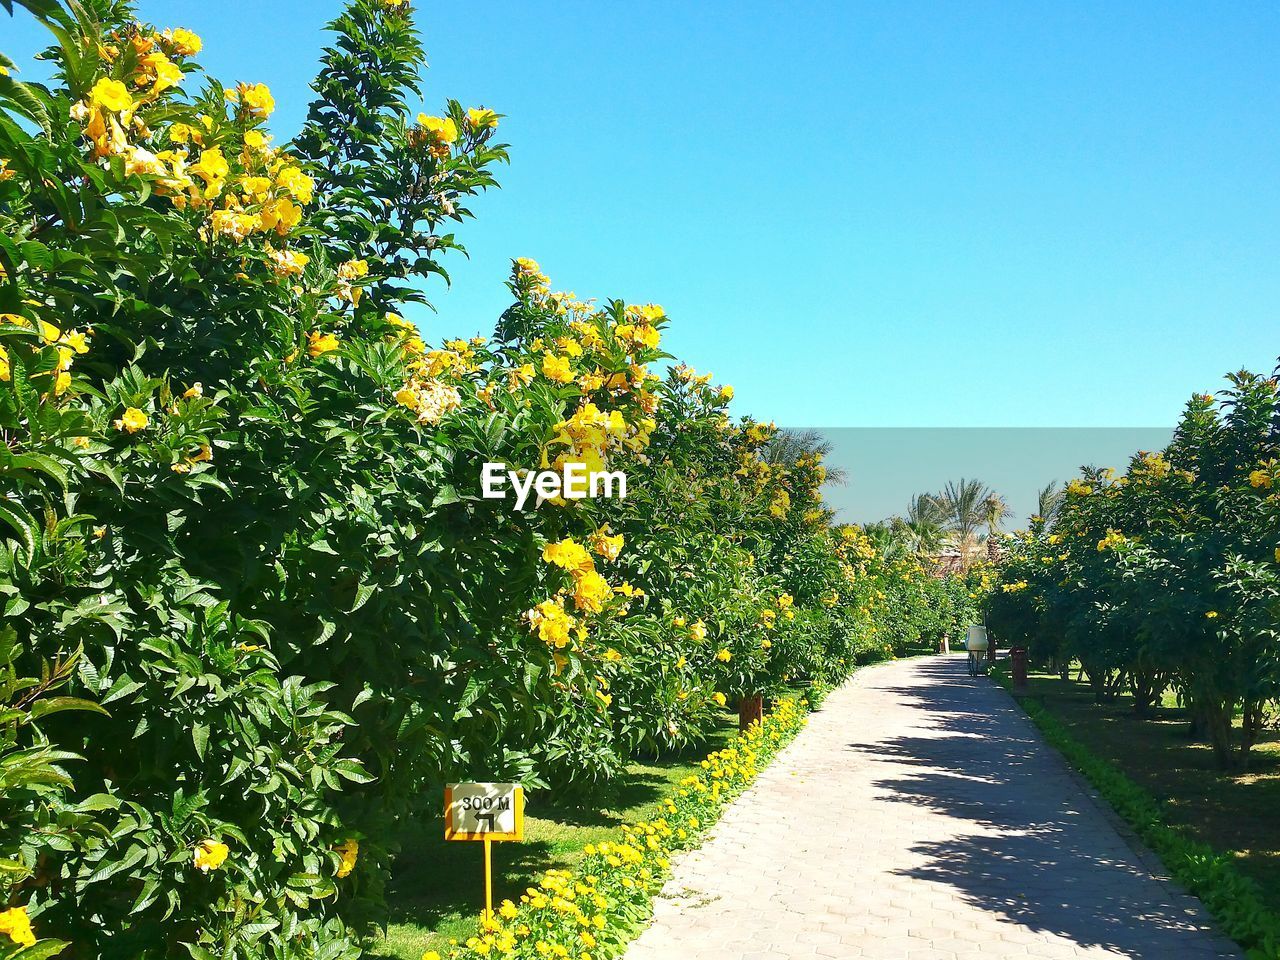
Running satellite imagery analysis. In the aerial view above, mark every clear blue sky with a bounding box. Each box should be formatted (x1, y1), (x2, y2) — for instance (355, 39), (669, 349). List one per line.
(5, 0), (1279, 433)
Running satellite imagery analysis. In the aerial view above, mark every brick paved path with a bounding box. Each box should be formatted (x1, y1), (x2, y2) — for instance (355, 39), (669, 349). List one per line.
(625, 655), (1240, 960)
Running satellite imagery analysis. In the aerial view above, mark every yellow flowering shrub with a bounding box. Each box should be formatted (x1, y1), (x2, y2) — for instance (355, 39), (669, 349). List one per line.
(0, 1), (975, 957)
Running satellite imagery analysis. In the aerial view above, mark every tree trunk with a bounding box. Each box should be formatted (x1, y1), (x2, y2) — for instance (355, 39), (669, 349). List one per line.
(1203, 701), (1237, 770)
(738, 694), (764, 732)
(1241, 699), (1264, 768)
(1130, 669), (1163, 718)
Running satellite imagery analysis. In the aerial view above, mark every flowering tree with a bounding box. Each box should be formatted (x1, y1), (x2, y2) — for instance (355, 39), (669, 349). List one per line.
(0, 0), (976, 955)
(986, 370), (1280, 768)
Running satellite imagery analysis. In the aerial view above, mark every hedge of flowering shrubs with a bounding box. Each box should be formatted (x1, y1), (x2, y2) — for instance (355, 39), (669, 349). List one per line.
(0, 1), (973, 957)
(985, 368), (1280, 771)
(436, 698), (810, 960)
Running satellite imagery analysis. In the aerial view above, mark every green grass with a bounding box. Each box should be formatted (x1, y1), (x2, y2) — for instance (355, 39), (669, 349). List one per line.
(1014, 666), (1280, 910)
(370, 714), (739, 959)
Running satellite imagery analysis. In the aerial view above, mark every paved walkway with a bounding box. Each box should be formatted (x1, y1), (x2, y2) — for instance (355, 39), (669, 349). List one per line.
(626, 656), (1241, 960)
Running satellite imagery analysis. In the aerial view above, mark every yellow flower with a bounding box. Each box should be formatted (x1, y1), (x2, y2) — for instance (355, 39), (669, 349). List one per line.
(769, 489), (791, 518)
(719, 385), (734, 401)
(230, 82), (275, 118)
(267, 245), (309, 277)
(572, 570), (612, 614)
(260, 198), (302, 235)
(193, 838), (229, 872)
(1249, 469), (1272, 489)
(589, 527), (624, 562)
(0, 906), (35, 947)
(144, 52), (184, 93)
(276, 166), (315, 204)
(467, 107), (499, 129)
(63, 328), (90, 354)
(90, 77), (133, 112)
(114, 407), (148, 433)
(417, 114), (458, 143)
(715, 648), (731, 663)
(164, 27), (203, 57)
(689, 620), (707, 642)
(525, 597), (575, 648)
(0, 345), (9, 382)
(337, 259), (369, 280)
(543, 538), (595, 574)
(711, 692), (727, 707)
(1205, 611), (1218, 619)
(308, 331), (340, 358)
(542, 352), (574, 383)
(335, 839), (358, 878)
(423, 953), (442, 960)
(190, 146), (229, 187)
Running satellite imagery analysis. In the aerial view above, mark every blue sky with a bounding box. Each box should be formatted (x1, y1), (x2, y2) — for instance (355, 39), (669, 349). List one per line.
(5, 0), (1278, 439)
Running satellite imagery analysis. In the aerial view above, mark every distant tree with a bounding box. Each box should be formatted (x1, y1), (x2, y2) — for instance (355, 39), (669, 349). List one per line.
(905, 493), (948, 554)
(764, 429), (848, 486)
(938, 478), (999, 571)
(1035, 481), (1065, 526)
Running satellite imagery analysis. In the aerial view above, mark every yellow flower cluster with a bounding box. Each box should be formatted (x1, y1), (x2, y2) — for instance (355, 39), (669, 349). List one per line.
(0, 906), (35, 947)
(391, 330), (486, 424)
(0, 314), (91, 397)
(69, 25), (317, 280)
(1096, 528), (1130, 552)
(446, 698), (808, 960)
(1249, 460), (1278, 489)
(526, 535), (643, 651)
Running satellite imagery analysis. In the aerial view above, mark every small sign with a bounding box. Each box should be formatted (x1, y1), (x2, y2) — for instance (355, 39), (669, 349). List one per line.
(445, 782), (524, 841)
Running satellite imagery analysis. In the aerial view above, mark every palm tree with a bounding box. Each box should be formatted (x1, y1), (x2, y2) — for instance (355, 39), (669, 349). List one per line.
(904, 493), (947, 554)
(937, 478), (999, 572)
(763, 428), (848, 486)
(862, 519), (911, 560)
(1035, 481), (1064, 526)
(982, 492), (1009, 562)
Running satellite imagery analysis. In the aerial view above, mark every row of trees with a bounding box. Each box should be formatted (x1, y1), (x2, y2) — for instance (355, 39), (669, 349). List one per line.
(985, 369), (1280, 770)
(867, 478), (1014, 575)
(0, 2), (978, 957)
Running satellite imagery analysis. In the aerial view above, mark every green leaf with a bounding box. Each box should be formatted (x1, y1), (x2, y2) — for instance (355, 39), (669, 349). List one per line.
(29, 696), (109, 720)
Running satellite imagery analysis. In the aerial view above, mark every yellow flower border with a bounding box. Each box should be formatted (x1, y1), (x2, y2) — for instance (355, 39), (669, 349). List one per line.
(442, 697), (810, 959)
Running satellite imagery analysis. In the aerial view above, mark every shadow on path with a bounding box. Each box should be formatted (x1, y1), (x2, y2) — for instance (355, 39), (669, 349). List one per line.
(848, 657), (1230, 958)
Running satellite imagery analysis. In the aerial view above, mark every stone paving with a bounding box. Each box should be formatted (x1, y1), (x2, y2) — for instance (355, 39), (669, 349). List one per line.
(625, 655), (1241, 960)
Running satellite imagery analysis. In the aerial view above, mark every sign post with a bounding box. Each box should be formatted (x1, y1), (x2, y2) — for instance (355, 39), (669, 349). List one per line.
(445, 782), (524, 915)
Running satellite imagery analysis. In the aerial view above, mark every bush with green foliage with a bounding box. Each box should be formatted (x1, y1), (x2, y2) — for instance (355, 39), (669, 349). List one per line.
(0, 0), (974, 955)
(986, 369), (1280, 769)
